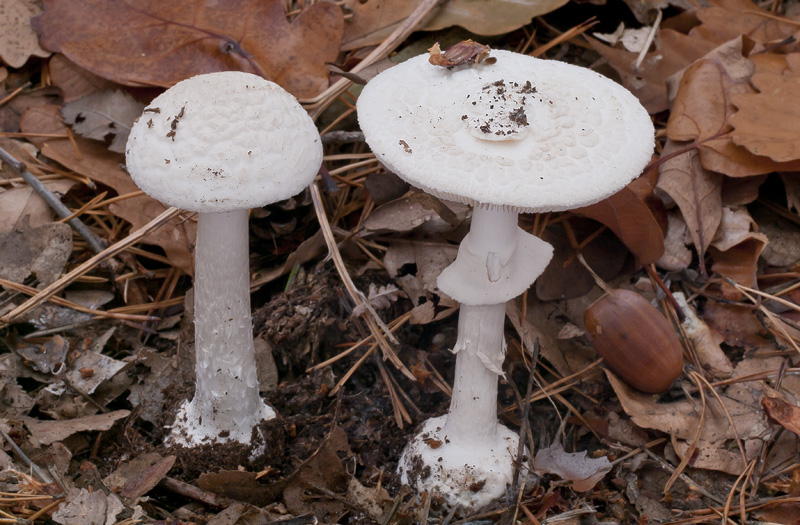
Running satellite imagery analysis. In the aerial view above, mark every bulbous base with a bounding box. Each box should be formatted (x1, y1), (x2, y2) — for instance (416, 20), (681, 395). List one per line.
(398, 415), (522, 513)
(168, 397), (276, 447)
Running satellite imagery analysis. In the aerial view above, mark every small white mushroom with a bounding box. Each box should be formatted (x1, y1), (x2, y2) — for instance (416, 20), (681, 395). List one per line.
(126, 72), (322, 446)
(357, 49), (654, 511)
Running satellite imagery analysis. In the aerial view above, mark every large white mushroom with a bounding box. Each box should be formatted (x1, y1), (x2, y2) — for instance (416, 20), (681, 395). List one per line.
(357, 48), (653, 511)
(126, 72), (322, 446)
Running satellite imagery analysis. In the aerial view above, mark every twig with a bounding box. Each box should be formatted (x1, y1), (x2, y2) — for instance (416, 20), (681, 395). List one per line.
(310, 183), (414, 381)
(302, 0), (441, 117)
(0, 145), (106, 254)
(1, 207), (182, 324)
(158, 476), (234, 508)
(512, 339), (539, 495)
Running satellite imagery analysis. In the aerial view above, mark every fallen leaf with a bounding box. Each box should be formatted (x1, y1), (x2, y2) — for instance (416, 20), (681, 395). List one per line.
(657, 140), (723, 270)
(19, 105), (69, 146)
(762, 390), (800, 437)
(0, 219), (71, 285)
(606, 370), (768, 441)
(588, 30), (716, 113)
(52, 488), (124, 525)
(49, 54), (119, 103)
(61, 90), (145, 153)
(702, 301), (770, 350)
(33, 0), (344, 98)
(657, 211), (692, 271)
(666, 43), (754, 144)
(576, 182), (665, 265)
(534, 441), (612, 492)
(730, 54), (800, 162)
(103, 453), (176, 501)
(672, 435), (762, 475)
(351, 283), (403, 317)
(690, 0), (799, 47)
(673, 291), (733, 378)
(198, 470), (276, 508)
(341, 0), (568, 50)
(708, 207), (767, 295)
(0, 180), (77, 233)
(24, 409), (130, 446)
(62, 350), (128, 395)
(0, 0), (50, 68)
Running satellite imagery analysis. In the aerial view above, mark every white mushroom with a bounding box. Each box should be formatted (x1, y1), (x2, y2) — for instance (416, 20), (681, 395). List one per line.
(357, 49), (654, 511)
(125, 72), (322, 446)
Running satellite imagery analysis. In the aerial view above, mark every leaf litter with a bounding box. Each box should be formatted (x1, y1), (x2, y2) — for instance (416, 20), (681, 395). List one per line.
(4, 0), (800, 523)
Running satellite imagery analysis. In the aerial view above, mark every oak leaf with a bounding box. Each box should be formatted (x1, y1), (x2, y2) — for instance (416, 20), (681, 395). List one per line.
(0, 0), (49, 68)
(32, 0), (343, 98)
(730, 54), (800, 162)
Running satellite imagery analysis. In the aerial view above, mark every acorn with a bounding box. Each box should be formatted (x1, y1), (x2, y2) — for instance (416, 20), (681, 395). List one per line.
(584, 288), (684, 393)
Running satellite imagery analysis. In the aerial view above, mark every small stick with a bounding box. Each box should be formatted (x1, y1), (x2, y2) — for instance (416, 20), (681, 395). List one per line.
(0, 145), (106, 254)
(158, 476), (234, 508)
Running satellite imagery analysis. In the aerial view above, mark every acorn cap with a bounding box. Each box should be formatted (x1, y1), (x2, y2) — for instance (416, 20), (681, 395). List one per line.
(356, 50), (654, 213)
(126, 71), (322, 213)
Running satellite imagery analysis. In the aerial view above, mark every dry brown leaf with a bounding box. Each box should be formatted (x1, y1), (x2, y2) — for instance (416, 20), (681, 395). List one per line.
(341, 0), (568, 50)
(708, 208), (767, 295)
(19, 105), (69, 146)
(657, 140), (723, 269)
(606, 370), (769, 441)
(730, 54), (800, 162)
(666, 43), (754, 144)
(534, 441), (612, 492)
(576, 181), (665, 265)
(699, 137), (800, 177)
(672, 435), (761, 475)
(0, 0), (50, 68)
(52, 488), (125, 525)
(657, 211), (692, 271)
(48, 54), (118, 103)
(673, 291), (733, 378)
(702, 302), (770, 351)
(40, 138), (196, 275)
(61, 90), (144, 153)
(0, 179), (77, 233)
(762, 390), (800, 437)
(33, 0), (344, 98)
(690, 0), (799, 47)
(588, 30), (716, 113)
(103, 452), (176, 501)
(0, 220), (72, 286)
(24, 409), (130, 446)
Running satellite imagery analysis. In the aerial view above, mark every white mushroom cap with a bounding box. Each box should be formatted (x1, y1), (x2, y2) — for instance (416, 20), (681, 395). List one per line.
(126, 72), (322, 213)
(357, 51), (654, 212)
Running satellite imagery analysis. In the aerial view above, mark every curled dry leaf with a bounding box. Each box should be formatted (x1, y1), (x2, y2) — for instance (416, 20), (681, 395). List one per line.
(657, 211), (692, 271)
(709, 207), (767, 297)
(23, 409), (130, 447)
(351, 283), (403, 317)
(61, 90), (145, 153)
(762, 389), (800, 437)
(690, 0), (799, 47)
(0, 0), (50, 68)
(534, 441), (612, 492)
(673, 291), (734, 378)
(730, 54), (800, 162)
(32, 0), (344, 98)
(657, 139), (723, 270)
(576, 177), (665, 265)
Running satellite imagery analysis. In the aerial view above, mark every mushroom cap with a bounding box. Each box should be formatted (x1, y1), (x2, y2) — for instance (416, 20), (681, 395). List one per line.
(357, 51), (654, 213)
(126, 72), (322, 213)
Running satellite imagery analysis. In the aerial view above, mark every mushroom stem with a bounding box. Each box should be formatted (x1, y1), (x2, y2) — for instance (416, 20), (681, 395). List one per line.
(444, 302), (506, 441)
(173, 209), (275, 445)
(442, 206), (517, 440)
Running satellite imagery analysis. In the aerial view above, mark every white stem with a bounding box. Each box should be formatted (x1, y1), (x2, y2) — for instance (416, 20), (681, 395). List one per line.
(174, 209), (274, 444)
(442, 206), (519, 442)
(444, 302), (507, 441)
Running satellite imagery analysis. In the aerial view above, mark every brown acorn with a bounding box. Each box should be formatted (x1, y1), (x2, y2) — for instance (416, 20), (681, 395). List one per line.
(584, 289), (683, 393)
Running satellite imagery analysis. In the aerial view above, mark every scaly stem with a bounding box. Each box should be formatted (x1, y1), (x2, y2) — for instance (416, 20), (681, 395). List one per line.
(175, 209), (274, 444)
